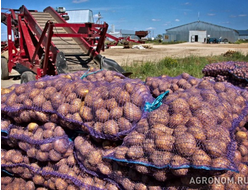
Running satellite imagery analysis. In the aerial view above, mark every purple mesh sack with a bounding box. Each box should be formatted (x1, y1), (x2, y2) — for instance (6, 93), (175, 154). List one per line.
(3, 122), (73, 162)
(1, 71), (154, 140)
(202, 61), (248, 88)
(104, 79), (248, 173)
(1, 149), (118, 190)
(145, 73), (200, 97)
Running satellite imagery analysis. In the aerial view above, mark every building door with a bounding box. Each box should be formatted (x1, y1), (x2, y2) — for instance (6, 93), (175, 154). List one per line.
(195, 35), (198, 42)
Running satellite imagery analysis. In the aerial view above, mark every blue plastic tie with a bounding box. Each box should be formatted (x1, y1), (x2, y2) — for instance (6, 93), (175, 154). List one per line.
(1, 130), (8, 136)
(144, 90), (169, 112)
(80, 69), (104, 79)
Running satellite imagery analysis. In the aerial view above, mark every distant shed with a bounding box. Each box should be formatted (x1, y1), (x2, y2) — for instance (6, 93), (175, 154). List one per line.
(163, 21), (239, 43)
(66, 9), (94, 23)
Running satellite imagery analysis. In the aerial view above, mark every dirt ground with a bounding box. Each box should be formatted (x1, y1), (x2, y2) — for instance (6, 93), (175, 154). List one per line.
(102, 42), (248, 66)
(1, 42), (248, 88)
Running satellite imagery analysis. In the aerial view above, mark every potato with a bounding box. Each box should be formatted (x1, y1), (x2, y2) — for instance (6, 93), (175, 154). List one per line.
(69, 98), (82, 113)
(194, 107), (217, 128)
(168, 113), (184, 128)
(124, 102), (142, 122)
(29, 88), (41, 99)
(49, 149), (62, 161)
(42, 101), (54, 112)
(118, 117), (132, 131)
(40, 143), (53, 152)
(233, 150), (242, 164)
(155, 134), (175, 151)
(126, 145), (144, 159)
(33, 174), (45, 185)
(169, 98), (190, 114)
(55, 178), (68, 190)
(143, 139), (155, 154)
(197, 80), (214, 90)
(170, 155), (189, 168)
(80, 106), (93, 121)
(33, 128), (43, 140)
(44, 86), (57, 99)
(27, 148), (37, 158)
(14, 85), (26, 95)
(97, 163), (112, 175)
(191, 149), (211, 167)
(35, 81), (48, 89)
(175, 133), (197, 157)
(214, 82), (226, 92)
(148, 105), (169, 125)
(66, 92), (77, 103)
(187, 96), (202, 111)
(93, 122), (103, 133)
(150, 150), (173, 166)
(171, 168), (188, 176)
(95, 108), (109, 122)
(36, 150), (49, 162)
(57, 103), (70, 116)
(125, 131), (145, 146)
(92, 98), (105, 110)
(87, 150), (102, 166)
(106, 98), (118, 111)
(11, 152), (24, 164)
(173, 125), (187, 137)
(153, 170), (167, 181)
(238, 145), (248, 156)
(109, 86), (122, 98)
(53, 138), (69, 154)
(114, 146), (128, 159)
(110, 107), (123, 120)
(6, 92), (17, 106)
(121, 178), (135, 190)
(152, 88), (160, 96)
(204, 140), (227, 157)
(211, 157), (230, 169)
(171, 83), (179, 92)
(235, 131), (248, 141)
(134, 183), (147, 190)
(103, 120), (119, 135)
(50, 92), (66, 109)
(187, 126), (206, 141)
(53, 126), (65, 137)
(116, 90), (130, 105)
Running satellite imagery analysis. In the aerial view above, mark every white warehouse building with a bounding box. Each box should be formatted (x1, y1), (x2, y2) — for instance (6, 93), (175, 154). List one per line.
(163, 21), (240, 43)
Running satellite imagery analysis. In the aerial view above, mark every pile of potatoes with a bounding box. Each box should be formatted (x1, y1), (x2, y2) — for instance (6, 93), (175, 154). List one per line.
(1, 148), (119, 190)
(2, 121), (74, 162)
(145, 73), (200, 97)
(202, 61), (248, 88)
(80, 79), (153, 139)
(106, 79), (248, 175)
(1, 69), (248, 190)
(1, 73), (153, 139)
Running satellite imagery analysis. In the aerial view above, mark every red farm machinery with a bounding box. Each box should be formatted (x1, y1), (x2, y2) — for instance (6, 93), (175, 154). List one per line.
(1, 5), (135, 82)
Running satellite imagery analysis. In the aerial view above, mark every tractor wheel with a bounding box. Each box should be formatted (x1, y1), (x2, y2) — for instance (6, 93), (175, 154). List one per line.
(21, 71), (36, 84)
(1, 57), (9, 80)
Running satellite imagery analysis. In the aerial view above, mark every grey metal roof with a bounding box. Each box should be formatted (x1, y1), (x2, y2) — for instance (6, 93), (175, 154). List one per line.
(166, 20), (239, 33)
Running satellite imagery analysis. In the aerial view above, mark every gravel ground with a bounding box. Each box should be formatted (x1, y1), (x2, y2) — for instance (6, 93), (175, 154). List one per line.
(1, 42), (248, 88)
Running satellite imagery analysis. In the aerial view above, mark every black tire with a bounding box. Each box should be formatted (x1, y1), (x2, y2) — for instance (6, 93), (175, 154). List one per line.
(1, 57), (9, 80)
(21, 71), (36, 84)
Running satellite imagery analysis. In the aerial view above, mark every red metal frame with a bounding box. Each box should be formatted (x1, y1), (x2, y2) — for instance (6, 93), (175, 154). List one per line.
(1, 5), (141, 79)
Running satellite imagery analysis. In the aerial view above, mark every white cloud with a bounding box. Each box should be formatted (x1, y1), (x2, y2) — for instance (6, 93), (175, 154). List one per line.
(238, 14), (247, 17)
(175, 19), (180, 22)
(230, 15), (237, 18)
(207, 13), (215, 16)
(152, 18), (160, 22)
(146, 27), (155, 30)
(184, 2), (190, 5)
(93, 14), (99, 18)
(72, 0), (88, 3)
(163, 21), (171, 26)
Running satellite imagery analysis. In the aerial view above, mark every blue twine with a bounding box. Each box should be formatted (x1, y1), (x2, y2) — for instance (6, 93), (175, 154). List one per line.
(144, 90), (169, 112)
(80, 69), (104, 79)
(1, 169), (14, 176)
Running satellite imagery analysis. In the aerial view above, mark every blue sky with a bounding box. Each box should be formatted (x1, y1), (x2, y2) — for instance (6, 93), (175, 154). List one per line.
(1, 0), (248, 40)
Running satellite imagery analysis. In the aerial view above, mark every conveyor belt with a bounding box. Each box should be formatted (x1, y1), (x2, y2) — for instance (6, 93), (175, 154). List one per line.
(30, 12), (97, 72)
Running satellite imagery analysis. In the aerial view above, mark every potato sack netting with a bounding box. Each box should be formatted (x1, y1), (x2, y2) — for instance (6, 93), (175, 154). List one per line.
(1, 72), (154, 140)
(202, 61), (248, 88)
(104, 79), (248, 173)
(1, 70), (248, 190)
